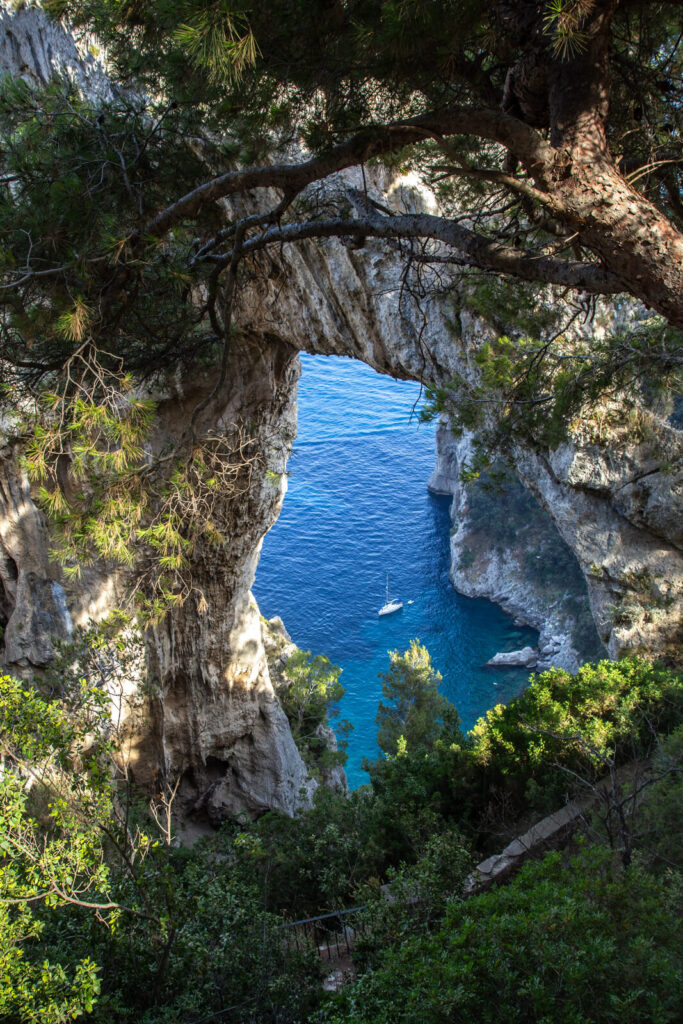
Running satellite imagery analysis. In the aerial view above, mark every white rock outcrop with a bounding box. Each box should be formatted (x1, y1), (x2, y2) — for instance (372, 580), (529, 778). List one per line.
(485, 647), (539, 669)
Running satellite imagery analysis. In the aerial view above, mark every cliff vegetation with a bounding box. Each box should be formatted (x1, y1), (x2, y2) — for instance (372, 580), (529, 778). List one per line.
(1, 628), (681, 1022)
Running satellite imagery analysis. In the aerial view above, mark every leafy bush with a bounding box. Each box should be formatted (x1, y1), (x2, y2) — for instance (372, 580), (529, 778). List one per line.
(366, 656), (682, 851)
(468, 657), (683, 817)
(277, 649), (350, 773)
(318, 846), (683, 1024)
(629, 724), (683, 872)
(34, 841), (321, 1024)
(0, 657), (321, 1024)
(353, 827), (472, 972)
(2, 636), (681, 1022)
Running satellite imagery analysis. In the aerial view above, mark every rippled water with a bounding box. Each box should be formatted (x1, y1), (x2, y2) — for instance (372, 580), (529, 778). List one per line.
(253, 354), (537, 786)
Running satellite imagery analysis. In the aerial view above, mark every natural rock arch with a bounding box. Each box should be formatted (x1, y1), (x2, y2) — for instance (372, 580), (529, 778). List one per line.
(0, 1), (680, 822)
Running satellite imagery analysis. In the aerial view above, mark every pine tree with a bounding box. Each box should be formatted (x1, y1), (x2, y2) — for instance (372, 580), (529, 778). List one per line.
(0, 1), (680, 602)
(376, 640), (460, 756)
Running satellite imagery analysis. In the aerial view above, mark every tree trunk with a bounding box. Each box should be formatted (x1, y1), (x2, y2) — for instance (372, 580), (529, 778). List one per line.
(541, 2), (683, 327)
(552, 155), (683, 328)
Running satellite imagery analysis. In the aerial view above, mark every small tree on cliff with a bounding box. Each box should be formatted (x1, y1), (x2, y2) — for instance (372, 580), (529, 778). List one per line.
(376, 641), (461, 756)
(278, 649), (350, 770)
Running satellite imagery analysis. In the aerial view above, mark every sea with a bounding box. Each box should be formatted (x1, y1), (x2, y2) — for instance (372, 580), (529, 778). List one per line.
(253, 353), (538, 787)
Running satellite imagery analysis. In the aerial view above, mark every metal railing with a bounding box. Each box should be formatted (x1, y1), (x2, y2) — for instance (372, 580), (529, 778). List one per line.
(281, 905), (367, 961)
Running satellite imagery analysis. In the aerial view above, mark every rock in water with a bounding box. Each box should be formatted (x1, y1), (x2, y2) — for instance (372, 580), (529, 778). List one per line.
(485, 647), (539, 669)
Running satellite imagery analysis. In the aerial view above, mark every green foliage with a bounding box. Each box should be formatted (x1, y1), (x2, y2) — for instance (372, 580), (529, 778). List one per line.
(174, 2), (258, 85)
(0, 672), (113, 1023)
(469, 657), (683, 816)
(0, 69), (271, 620)
(0, 921), (100, 1024)
(375, 640), (462, 756)
(365, 656), (682, 854)
(318, 846), (683, 1024)
(225, 780), (468, 923)
(353, 827), (471, 970)
(421, 303), (683, 462)
(543, 0), (592, 60)
(278, 649), (350, 772)
(26, 407), (263, 622)
(2, 634), (682, 1022)
(631, 724), (683, 872)
(46, 839), (321, 1024)
(0, 633), (322, 1024)
(226, 786), (386, 917)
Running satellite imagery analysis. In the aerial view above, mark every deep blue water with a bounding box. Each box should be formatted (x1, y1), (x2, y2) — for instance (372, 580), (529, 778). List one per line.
(253, 354), (537, 787)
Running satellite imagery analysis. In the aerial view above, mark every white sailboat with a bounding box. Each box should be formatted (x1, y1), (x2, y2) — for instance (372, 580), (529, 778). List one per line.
(378, 573), (403, 617)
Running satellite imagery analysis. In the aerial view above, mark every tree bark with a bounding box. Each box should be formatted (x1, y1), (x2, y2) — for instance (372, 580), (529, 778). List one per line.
(551, 157), (683, 327)
(114, 0), (683, 330)
(540, 0), (683, 327)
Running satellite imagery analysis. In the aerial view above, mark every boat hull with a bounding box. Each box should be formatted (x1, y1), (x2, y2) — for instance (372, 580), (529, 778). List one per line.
(378, 601), (403, 617)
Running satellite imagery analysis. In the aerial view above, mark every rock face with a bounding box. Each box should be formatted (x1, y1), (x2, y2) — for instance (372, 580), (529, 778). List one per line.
(514, 417), (683, 661)
(0, 330), (314, 822)
(0, 3), (680, 824)
(0, 449), (73, 668)
(242, 222), (682, 662)
(429, 425), (605, 674)
(0, 1), (114, 99)
(234, 171), (681, 664)
(129, 339), (316, 821)
(429, 416), (682, 666)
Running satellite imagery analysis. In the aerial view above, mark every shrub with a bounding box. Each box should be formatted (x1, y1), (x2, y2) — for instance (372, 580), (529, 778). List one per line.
(468, 657), (682, 815)
(376, 641), (462, 756)
(318, 846), (683, 1024)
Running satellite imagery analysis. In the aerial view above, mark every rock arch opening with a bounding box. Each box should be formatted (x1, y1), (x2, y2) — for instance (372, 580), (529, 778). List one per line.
(253, 353), (599, 784)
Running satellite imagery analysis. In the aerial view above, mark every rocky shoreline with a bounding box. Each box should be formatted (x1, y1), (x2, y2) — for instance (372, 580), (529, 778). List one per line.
(429, 426), (605, 675)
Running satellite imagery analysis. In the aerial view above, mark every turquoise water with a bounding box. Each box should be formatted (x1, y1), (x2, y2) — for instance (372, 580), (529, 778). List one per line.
(253, 354), (537, 787)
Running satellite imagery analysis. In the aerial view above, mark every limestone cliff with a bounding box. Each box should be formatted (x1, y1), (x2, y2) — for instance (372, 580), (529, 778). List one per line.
(0, 3), (315, 822)
(0, 332), (314, 822)
(513, 411), (683, 662)
(0, 0), (113, 99)
(0, 448), (73, 667)
(236, 208), (682, 664)
(428, 426), (605, 673)
(138, 341), (315, 822)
